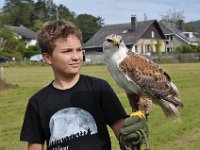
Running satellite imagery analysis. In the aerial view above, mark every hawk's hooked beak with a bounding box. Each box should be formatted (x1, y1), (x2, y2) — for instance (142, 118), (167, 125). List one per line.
(113, 38), (121, 48)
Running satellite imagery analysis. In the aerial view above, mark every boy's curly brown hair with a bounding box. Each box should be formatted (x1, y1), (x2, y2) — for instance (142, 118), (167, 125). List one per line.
(37, 20), (82, 56)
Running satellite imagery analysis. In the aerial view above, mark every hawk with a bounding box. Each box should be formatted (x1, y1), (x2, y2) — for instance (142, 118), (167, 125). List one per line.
(103, 34), (183, 120)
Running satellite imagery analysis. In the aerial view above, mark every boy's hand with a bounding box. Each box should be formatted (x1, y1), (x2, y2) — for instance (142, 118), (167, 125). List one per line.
(120, 115), (149, 148)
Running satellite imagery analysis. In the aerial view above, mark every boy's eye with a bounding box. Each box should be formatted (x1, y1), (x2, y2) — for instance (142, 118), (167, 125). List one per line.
(77, 48), (82, 52)
(61, 49), (71, 53)
(61, 48), (82, 53)
(62, 51), (70, 53)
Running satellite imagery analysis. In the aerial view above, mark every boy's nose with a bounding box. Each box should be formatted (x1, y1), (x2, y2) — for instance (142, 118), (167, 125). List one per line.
(72, 51), (79, 59)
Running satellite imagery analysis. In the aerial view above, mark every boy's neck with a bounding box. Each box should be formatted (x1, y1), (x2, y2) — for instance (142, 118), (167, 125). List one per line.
(53, 74), (80, 90)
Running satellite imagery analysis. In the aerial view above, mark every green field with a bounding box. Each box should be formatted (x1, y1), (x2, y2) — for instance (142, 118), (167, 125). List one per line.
(0, 63), (200, 150)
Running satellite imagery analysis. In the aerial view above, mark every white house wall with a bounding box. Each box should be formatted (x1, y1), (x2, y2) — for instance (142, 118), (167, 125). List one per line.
(132, 39), (165, 55)
(25, 39), (37, 48)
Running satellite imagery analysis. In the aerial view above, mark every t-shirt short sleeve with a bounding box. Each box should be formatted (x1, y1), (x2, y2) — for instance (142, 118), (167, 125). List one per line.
(98, 80), (127, 126)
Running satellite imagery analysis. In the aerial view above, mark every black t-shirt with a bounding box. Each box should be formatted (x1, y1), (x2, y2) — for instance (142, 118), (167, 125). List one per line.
(20, 75), (127, 150)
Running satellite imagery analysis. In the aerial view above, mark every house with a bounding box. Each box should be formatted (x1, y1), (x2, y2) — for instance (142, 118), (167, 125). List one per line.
(83, 16), (166, 64)
(8, 25), (37, 48)
(159, 20), (199, 52)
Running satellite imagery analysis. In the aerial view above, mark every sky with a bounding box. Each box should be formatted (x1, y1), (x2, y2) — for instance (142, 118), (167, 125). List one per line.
(0, 0), (199, 25)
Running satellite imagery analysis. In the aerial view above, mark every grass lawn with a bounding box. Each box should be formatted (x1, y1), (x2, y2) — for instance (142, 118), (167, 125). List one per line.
(0, 63), (200, 150)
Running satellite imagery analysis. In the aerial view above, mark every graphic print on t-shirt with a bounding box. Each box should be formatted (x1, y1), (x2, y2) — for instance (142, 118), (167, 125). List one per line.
(48, 107), (98, 149)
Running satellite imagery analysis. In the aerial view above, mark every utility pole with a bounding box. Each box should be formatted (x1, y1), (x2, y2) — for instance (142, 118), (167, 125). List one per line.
(56, 6), (59, 20)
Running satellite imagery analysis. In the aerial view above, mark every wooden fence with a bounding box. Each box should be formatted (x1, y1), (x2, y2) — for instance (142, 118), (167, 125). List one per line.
(84, 52), (200, 64)
(151, 52), (200, 63)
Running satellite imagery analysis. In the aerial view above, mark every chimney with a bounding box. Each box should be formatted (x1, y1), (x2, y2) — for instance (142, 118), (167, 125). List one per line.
(178, 19), (184, 31)
(131, 15), (137, 32)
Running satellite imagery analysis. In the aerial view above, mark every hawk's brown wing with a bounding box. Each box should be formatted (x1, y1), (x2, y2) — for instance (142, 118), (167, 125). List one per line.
(118, 52), (182, 106)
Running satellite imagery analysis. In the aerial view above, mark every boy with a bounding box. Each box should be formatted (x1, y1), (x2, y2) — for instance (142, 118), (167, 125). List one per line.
(20, 20), (148, 150)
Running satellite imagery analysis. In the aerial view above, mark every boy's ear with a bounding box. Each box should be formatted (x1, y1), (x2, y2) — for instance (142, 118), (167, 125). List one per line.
(42, 53), (52, 65)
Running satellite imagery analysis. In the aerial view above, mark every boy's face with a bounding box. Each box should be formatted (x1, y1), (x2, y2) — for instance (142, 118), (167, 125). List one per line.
(44, 35), (83, 78)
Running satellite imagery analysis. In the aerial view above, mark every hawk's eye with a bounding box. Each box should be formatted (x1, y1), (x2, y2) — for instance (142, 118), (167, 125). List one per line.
(107, 39), (113, 43)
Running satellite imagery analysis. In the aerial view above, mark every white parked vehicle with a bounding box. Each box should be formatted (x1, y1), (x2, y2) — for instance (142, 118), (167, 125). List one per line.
(30, 54), (44, 62)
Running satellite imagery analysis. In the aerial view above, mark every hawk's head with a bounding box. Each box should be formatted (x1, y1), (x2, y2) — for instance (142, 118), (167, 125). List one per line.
(103, 34), (128, 58)
(103, 34), (122, 49)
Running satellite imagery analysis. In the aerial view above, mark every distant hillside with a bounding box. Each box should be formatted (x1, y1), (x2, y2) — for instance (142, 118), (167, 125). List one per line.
(185, 20), (200, 33)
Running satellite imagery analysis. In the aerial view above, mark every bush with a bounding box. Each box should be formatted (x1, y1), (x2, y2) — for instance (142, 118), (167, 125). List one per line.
(175, 43), (200, 53)
(23, 45), (40, 58)
(0, 51), (23, 61)
(0, 26), (26, 55)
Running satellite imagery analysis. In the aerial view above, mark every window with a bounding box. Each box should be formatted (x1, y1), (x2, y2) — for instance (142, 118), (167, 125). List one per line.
(147, 44), (151, 52)
(135, 46), (138, 52)
(151, 31), (155, 38)
(185, 33), (189, 38)
(96, 49), (103, 52)
(170, 35), (173, 40)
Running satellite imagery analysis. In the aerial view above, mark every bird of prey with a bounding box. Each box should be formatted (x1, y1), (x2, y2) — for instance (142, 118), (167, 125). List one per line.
(103, 34), (183, 120)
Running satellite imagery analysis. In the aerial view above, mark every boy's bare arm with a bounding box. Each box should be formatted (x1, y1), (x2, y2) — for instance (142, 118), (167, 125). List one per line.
(28, 143), (43, 150)
(111, 119), (124, 139)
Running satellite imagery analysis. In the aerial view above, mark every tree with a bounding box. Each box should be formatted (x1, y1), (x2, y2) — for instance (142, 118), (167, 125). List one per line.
(32, 0), (48, 21)
(45, 0), (54, 17)
(156, 40), (162, 63)
(2, 0), (35, 27)
(160, 8), (185, 24)
(0, 25), (25, 60)
(32, 19), (43, 32)
(45, 0), (58, 20)
(23, 45), (40, 58)
(75, 14), (104, 43)
(55, 4), (75, 21)
(0, 0), (104, 45)
(175, 43), (200, 53)
(184, 23), (197, 32)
